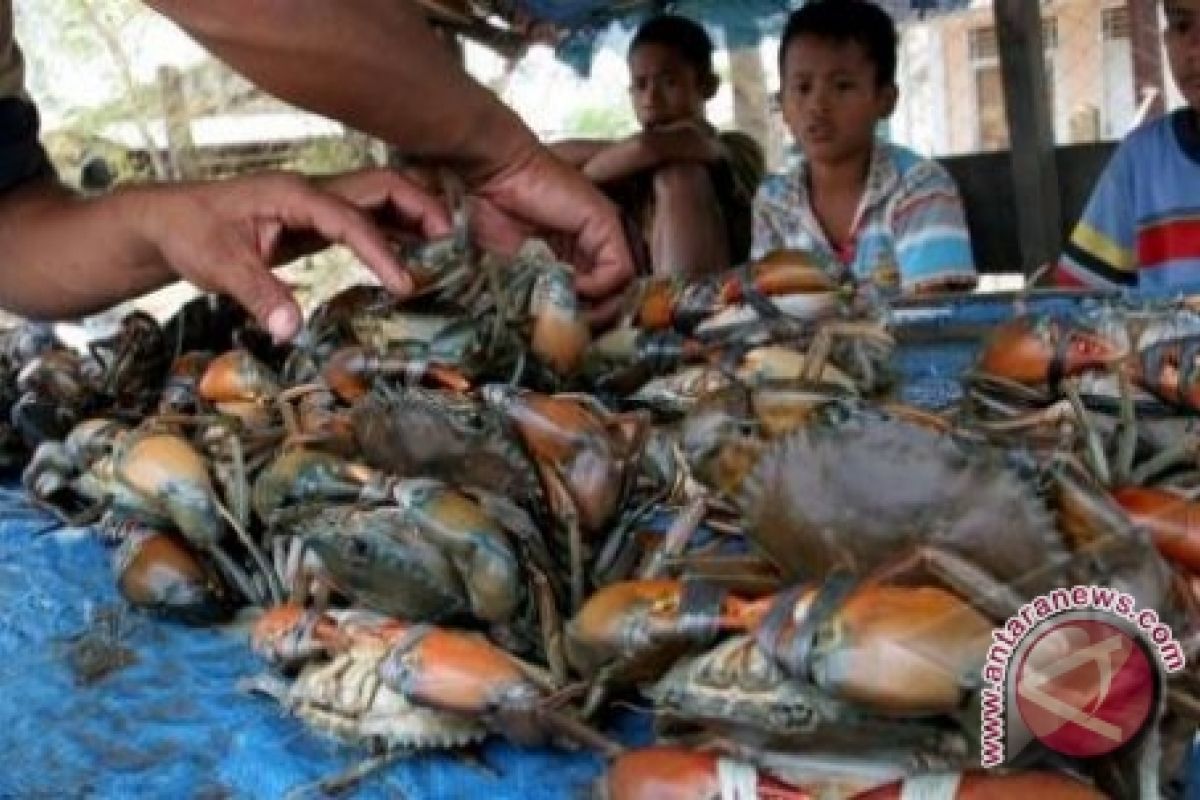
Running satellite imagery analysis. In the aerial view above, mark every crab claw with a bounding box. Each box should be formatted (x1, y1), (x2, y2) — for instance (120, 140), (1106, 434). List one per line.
(977, 317), (1125, 385)
(603, 747), (807, 800)
(251, 604), (334, 667)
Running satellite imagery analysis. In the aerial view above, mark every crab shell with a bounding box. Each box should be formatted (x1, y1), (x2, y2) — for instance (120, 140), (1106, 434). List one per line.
(294, 504), (470, 622)
(350, 387), (541, 505)
(738, 407), (1065, 593)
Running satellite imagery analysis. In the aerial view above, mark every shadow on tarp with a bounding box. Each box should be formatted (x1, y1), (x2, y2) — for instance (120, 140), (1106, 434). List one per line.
(0, 490), (652, 799)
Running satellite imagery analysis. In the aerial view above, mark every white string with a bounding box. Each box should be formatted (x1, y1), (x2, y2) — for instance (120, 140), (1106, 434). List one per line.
(717, 757), (759, 800)
(899, 773), (964, 800)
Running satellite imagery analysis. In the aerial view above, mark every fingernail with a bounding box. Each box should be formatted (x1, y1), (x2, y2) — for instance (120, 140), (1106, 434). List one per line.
(267, 306), (298, 343)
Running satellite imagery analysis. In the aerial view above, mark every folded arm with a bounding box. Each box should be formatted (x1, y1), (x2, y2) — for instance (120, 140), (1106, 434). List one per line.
(578, 126), (723, 185)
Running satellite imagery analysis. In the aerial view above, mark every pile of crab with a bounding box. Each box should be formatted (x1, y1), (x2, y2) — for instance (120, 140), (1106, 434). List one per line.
(10, 235), (1199, 799)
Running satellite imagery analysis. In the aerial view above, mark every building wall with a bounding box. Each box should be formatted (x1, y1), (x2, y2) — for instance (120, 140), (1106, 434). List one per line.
(894, 0), (1147, 157)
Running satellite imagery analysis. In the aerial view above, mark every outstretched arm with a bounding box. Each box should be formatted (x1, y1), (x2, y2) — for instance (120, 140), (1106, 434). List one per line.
(0, 169), (450, 340)
(143, 0), (635, 304)
(143, 0), (526, 183)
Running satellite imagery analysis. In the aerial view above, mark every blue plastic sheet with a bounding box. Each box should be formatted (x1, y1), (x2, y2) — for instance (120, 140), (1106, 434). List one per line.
(0, 491), (652, 798)
(2, 288), (1199, 797)
(531, 0), (972, 73)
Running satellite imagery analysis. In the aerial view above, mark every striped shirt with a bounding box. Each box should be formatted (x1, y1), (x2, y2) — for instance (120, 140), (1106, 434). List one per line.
(751, 141), (977, 296)
(1057, 110), (1200, 291)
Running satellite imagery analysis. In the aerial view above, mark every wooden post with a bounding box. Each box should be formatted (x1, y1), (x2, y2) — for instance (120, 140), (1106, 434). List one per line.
(728, 45), (777, 167)
(994, 0), (1062, 279)
(158, 66), (197, 180)
(1128, 0), (1166, 121)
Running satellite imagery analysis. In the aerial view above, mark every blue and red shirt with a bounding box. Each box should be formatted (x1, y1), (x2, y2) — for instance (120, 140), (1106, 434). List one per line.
(1058, 109), (1200, 291)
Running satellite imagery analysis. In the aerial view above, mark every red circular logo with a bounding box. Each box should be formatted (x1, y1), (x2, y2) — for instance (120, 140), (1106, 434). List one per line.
(1014, 619), (1156, 758)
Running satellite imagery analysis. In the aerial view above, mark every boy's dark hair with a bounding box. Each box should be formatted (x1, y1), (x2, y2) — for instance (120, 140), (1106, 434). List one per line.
(779, 0), (898, 87)
(630, 15), (716, 83)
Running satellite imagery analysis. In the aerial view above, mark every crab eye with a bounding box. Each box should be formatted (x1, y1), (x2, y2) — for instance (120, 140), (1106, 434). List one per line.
(342, 538), (371, 560)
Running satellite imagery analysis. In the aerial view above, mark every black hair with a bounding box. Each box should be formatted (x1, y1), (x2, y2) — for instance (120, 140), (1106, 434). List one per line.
(779, 0), (898, 87)
(630, 14), (716, 83)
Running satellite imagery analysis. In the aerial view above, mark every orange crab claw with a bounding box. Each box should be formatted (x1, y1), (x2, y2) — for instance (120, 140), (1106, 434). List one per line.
(977, 317), (1124, 385)
(566, 579), (771, 676)
(750, 584), (992, 715)
(198, 349), (280, 404)
(1113, 486), (1200, 575)
(605, 748), (808, 800)
(379, 626), (530, 717)
(719, 249), (836, 305)
(323, 345), (472, 403)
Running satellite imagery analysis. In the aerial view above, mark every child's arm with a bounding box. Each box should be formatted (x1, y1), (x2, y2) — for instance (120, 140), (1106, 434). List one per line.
(581, 123), (724, 185)
(1055, 145), (1137, 289)
(549, 139), (612, 168)
(892, 162), (978, 295)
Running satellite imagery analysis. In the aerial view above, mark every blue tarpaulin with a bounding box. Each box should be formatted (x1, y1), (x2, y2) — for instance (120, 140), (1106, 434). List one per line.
(516, 0), (972, 71)
(0, 289), (1198, 798)
(0, 495), (652, 798)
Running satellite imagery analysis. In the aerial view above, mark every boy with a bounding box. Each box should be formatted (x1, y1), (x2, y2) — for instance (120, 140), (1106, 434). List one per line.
(752, 0), (977, 297)
(1057, 0), (1200, 291)
(552, 15), (765, 279)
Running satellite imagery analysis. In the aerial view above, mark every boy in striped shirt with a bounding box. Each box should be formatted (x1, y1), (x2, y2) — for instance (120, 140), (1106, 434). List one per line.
(752, 0), (977, 297)
(1057, 0), (1200, 290)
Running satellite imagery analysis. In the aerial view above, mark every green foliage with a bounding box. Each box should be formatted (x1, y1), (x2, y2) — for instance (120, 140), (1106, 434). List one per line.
(562, 104), (638, 138)
(284, 138), (372, 176)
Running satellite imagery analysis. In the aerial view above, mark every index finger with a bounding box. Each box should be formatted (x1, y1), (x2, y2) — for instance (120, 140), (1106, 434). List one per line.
(274, 179), (414, 296)
(323, 169), (453, 240)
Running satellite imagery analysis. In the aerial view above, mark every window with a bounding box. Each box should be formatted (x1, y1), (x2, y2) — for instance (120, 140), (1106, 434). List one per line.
(1102, 7), (1131, 41)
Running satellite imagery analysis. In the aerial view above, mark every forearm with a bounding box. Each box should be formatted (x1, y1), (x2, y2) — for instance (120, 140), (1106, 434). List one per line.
(549, 140), (610, 168)
(0, 180), (171, 319)
(144, 0), (538, 184)
(583, 129), (719, 185)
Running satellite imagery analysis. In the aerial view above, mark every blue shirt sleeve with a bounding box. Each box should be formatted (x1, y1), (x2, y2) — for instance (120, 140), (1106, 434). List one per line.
(890, 160), (978, 292)
(1056, 142), (1137, 288)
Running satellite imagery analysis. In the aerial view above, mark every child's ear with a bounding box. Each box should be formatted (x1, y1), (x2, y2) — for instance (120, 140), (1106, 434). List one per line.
(879, 83), (899, 119)
(701, 72), (720, 101)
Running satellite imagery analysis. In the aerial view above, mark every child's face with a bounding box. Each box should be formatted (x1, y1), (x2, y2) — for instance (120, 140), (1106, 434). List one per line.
(628, 43), (711, 129)
(780, 35), (897, 166)
(1166, 0), (1200, 112)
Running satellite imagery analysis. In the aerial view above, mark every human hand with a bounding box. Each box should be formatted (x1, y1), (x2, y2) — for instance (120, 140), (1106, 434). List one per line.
(141, 169), (451, 341)
(466, 146), (636, 325)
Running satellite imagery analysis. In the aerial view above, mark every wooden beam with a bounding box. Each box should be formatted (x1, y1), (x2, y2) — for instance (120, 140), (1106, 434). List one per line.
(993, 0), (1062, 279)
(1128, 0), (1166, 120)
(727, 45), (776, 166)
